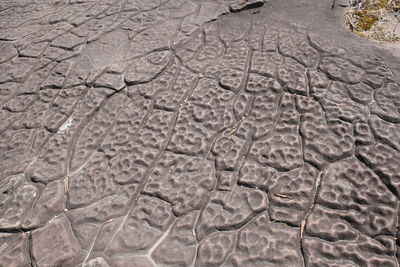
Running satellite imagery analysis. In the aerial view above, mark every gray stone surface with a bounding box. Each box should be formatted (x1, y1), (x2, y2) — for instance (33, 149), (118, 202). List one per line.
(0, 0), (399, 266)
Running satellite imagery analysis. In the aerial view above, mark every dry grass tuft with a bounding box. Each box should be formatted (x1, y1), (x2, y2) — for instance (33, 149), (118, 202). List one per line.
(345, 0), (400, 42)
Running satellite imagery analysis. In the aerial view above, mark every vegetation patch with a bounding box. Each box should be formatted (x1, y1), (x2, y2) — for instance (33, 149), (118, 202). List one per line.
(345, 0), (400, 42)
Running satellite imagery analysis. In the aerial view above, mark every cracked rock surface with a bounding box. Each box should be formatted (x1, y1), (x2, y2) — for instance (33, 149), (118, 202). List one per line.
(0, 0), (400, 266)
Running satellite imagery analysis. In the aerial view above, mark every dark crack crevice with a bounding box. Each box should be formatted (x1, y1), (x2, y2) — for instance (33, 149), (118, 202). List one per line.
(229, 1), (265, 13)
(0, 227), (37, 234)
(203, 0), (265, 24)
(28, 232), (35, 267)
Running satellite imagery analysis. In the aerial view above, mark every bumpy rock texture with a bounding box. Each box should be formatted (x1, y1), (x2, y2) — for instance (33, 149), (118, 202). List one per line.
(0, 0), (399, 266)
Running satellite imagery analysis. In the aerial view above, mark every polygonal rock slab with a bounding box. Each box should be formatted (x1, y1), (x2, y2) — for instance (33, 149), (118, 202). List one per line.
(268, 163), (319, 226)
(144, 152), (215, 216)
(31, 216), (82, 266)
(105, 195), (175, 256)
(225, 213), (304, 266)
(0, 233), (30, 267)
(195, 186), (268, 240)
